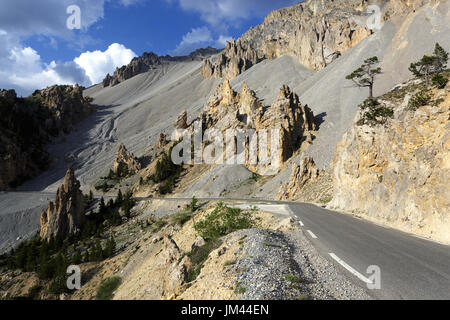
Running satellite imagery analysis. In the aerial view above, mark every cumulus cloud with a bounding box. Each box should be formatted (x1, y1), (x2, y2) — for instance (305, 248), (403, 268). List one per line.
(171, 26), (213, 56)
(0, 31), (135, 95)
(0, 35), (90, 96)
(74, 43), (137, 84)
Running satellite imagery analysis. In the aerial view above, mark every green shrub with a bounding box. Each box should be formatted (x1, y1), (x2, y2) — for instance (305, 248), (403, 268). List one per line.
(194, 202), (259, 241)
(96, 276), (122, 300)
(357, 98), (393, 126)
(172, 212), (192, 226)
(408, 89), (432, 111)
(188, 196), (199, 212)
(432, 74), (449, 89)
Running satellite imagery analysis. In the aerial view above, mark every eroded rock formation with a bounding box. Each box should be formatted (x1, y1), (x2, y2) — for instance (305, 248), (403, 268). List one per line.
(156, 133), (168, 148)
(200, 80), (317, 172)
(277, 156), (322, 200)
(330, 80), (450, 242)
(40, 168), (85, 241)
(174, 110), (188, 129)
(160, 236), (191, 299)
(113, 144), (141, 175)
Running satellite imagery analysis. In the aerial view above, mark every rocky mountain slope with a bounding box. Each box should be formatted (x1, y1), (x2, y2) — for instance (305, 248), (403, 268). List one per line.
(103, 47), (220, 87)
(330, 77), (450, 243)
(202, 0), (428, 80)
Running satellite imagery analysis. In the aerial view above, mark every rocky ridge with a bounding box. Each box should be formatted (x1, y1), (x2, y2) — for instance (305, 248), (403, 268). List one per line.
(202, 0), (430, 79)
(102, 47), (220, 87)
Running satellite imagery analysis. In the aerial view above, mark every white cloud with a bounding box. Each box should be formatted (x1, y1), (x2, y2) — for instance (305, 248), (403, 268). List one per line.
(0, 36), (91, 96)
(74, 43), (137, 84)
(0, 31), (135, 95)
(171, 26), (213, 56)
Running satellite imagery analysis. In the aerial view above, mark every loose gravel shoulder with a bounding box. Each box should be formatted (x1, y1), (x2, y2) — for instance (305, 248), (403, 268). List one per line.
(226, 225), (372, 300)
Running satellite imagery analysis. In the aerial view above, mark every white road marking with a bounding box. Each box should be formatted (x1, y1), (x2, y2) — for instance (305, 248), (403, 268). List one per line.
(329, 253), (373, 284)
(299, 220), (304, 227)
(307, 230), (317, 239)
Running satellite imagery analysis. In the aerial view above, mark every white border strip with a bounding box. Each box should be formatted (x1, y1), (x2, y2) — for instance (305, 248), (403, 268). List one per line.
(329, 253), (372, 284)
(307, 230), (318, 239)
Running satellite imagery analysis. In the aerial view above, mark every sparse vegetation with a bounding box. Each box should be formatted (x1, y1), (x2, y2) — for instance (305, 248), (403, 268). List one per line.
(188, 196), (199, 212)
(234, 282), (247, 294)
(432, 73), (449, 89)
(356, 98), (393, 126)
(172, 211), (192, 226)
(96, 276), (122, 300)
(194, 202), (260, 241)
(408, 89), (432, 111)
(409, 43), (449, 85)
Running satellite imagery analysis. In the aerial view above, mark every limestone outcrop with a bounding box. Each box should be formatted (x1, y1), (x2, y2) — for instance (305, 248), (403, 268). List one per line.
(330, 79), (450, 243)
(113, 144), (141, 175)
(276, 156), (322, 200)
(31, 84), (94, 135)
(40, 168), (85, 241)
(201, 39), (261, 79)
(202, 0), (430, 79)
(160, 236), (191, 299)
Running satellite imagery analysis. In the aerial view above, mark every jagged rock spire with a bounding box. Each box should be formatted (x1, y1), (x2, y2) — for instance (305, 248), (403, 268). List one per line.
(40, 168), (85, 241)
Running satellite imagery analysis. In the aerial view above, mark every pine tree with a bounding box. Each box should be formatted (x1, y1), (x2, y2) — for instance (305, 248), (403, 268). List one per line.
(99, 197), (106, 214)
(346, 57), (382, 98)
(409, 43), (449, 85)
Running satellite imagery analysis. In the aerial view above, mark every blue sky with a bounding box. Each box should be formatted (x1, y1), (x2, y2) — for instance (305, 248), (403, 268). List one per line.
(0, 0), (298, 96)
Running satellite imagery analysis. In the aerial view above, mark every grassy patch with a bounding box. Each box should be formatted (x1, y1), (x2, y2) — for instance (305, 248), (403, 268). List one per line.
(234, 282), (246, 294)
(96, 276), (122, 300)
(171, 211), (192, 226)
(194, 202), (260, 241)
(285, 274), (302, 284)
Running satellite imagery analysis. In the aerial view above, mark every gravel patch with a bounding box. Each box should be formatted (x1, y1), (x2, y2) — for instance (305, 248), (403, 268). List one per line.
(225, 227), (372, 300)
